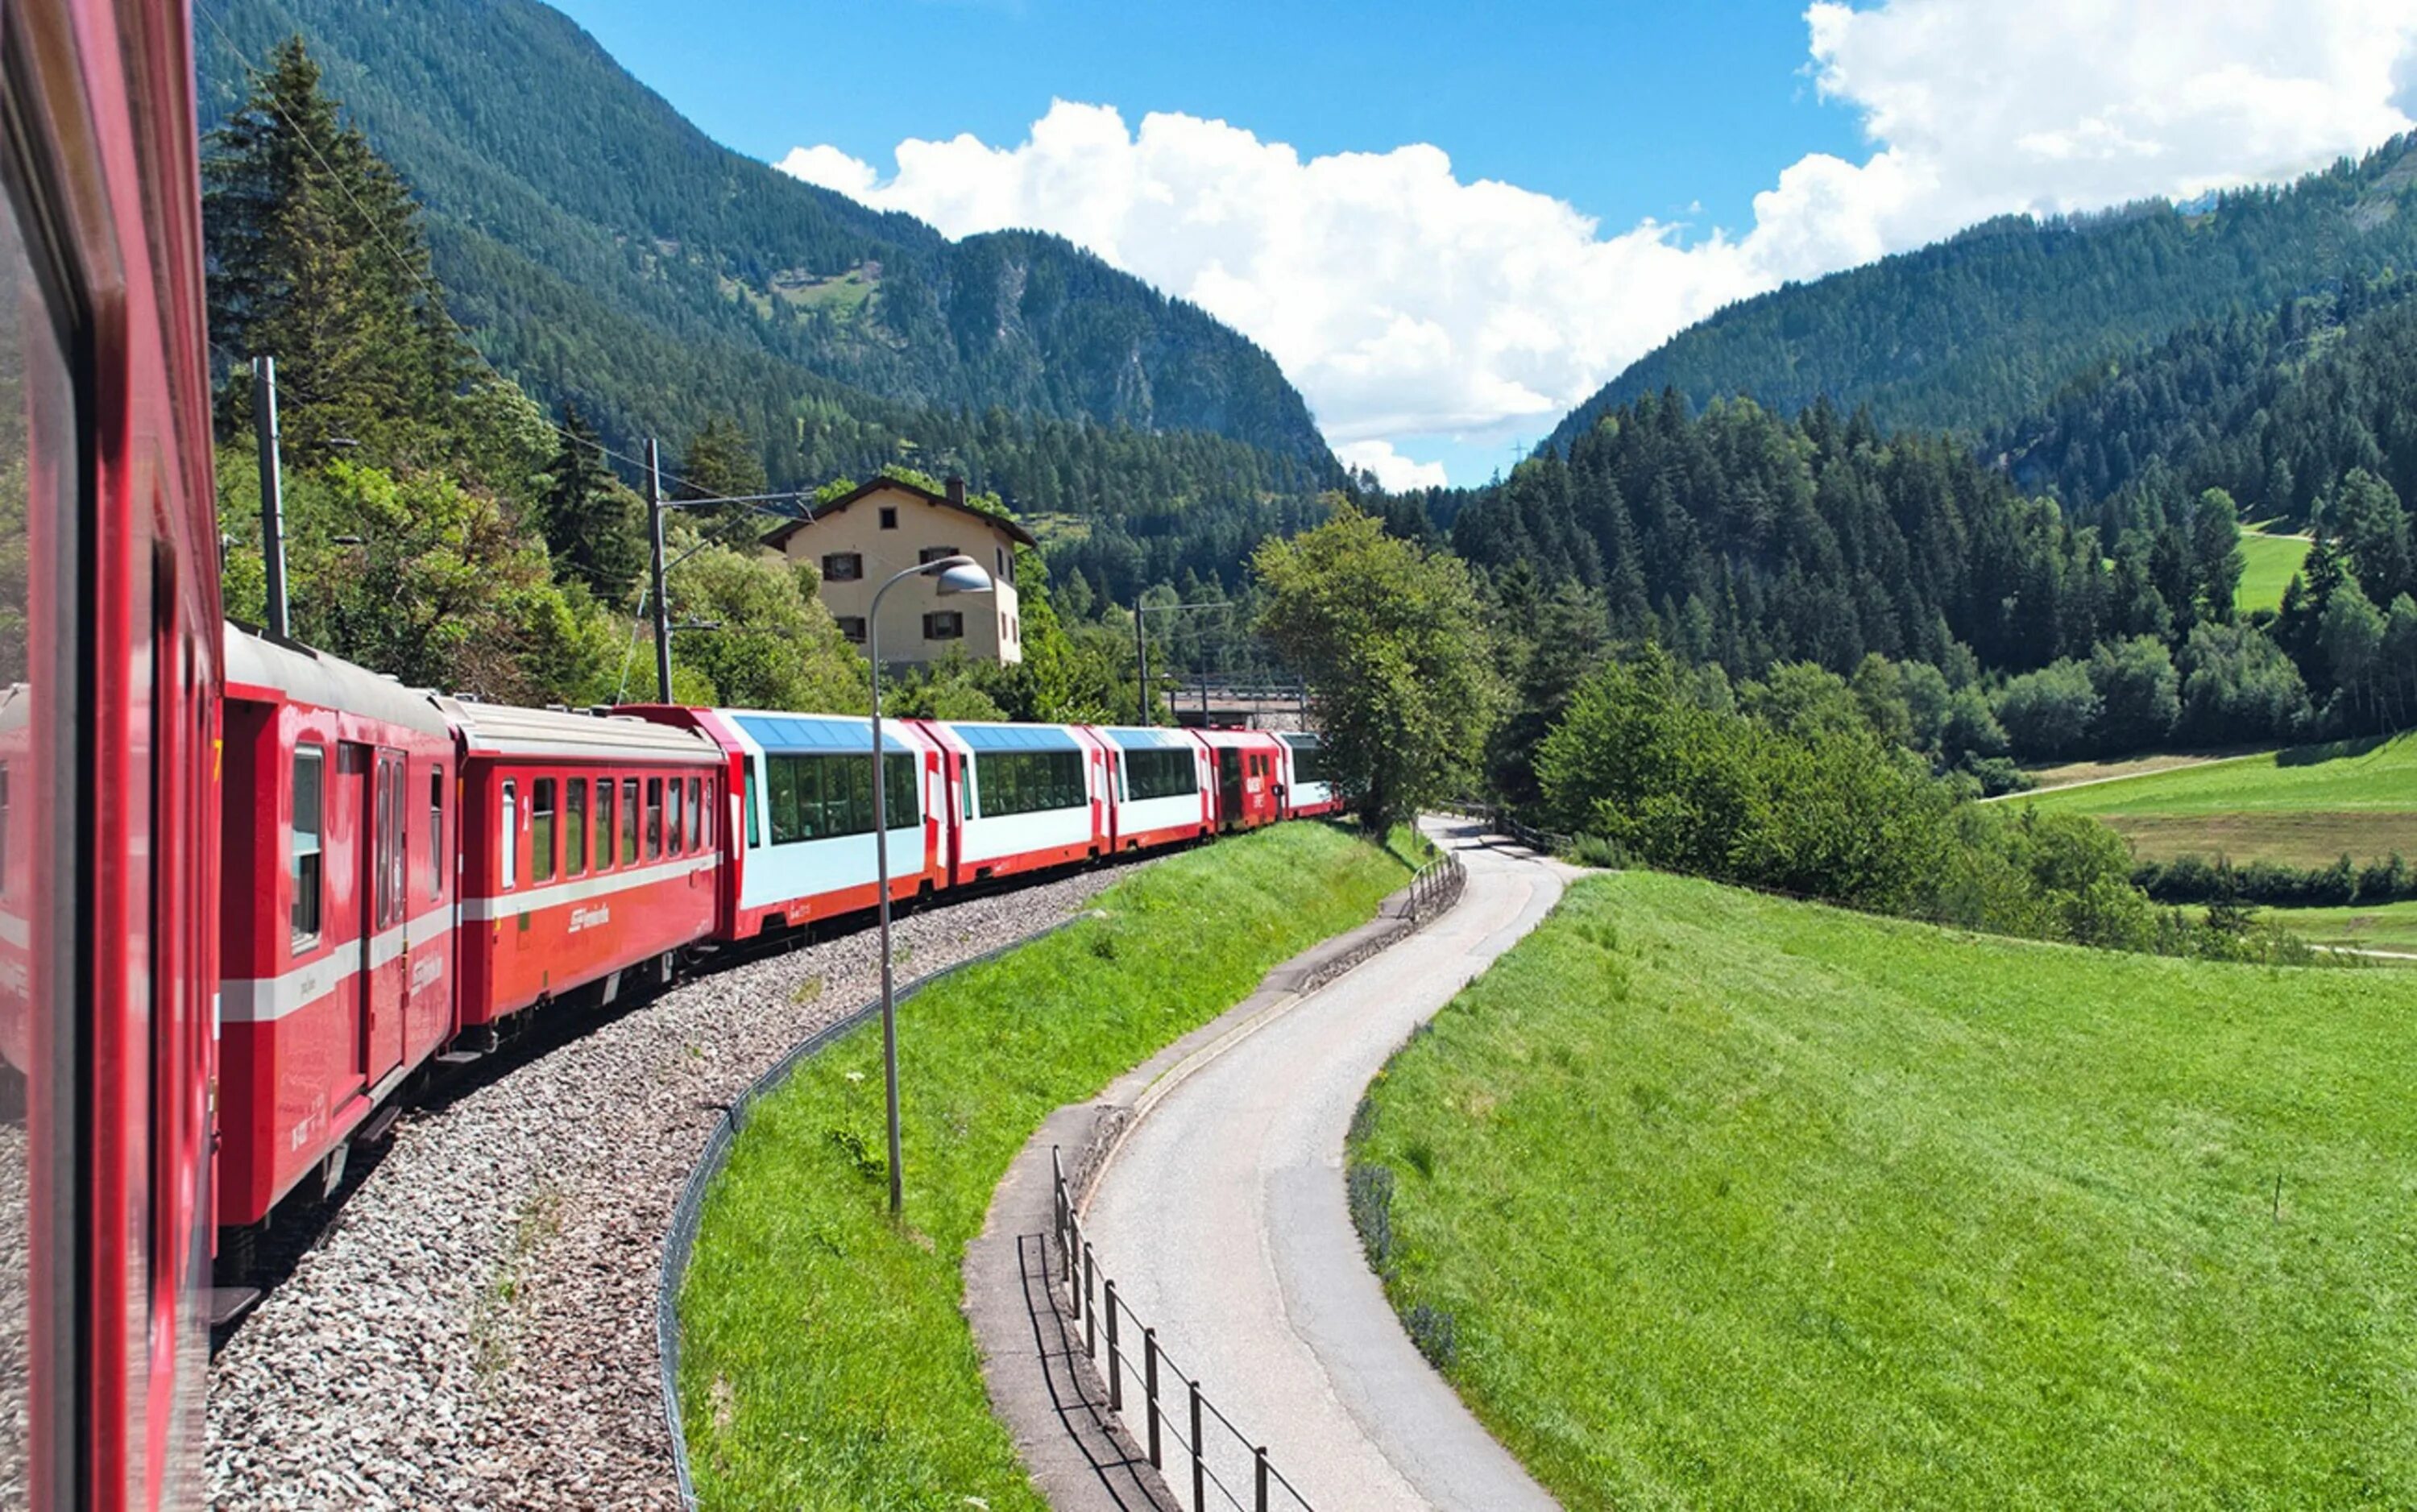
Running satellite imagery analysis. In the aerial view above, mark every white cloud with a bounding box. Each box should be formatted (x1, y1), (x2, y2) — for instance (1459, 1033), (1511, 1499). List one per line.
(1334, 439), (1450, 492)
(781, 0), (2417, 484)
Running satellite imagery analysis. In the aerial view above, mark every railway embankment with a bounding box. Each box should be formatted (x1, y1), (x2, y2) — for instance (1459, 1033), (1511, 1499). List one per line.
(667, 822), (1415, 1511)
(205, 866), (1144, 1511)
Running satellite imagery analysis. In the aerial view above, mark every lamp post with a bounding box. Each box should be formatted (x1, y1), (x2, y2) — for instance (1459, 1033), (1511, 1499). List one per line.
(870, 553), (994, 1217)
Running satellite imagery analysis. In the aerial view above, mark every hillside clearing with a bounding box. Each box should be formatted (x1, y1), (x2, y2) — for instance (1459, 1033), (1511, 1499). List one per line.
(2236, 527), (2311, 615)
(2261, 897), (2417, 955)
(1354, 871), (2417, 1510)
(674, 824), (1413, 1510)
(2021, 731), (2417, 865)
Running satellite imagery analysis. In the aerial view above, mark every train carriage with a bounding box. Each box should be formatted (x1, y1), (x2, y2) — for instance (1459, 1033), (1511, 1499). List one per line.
(442, 699), (724, 1026)
(1188, 727), (1287, 832)
(1274, 731), (1345, 818)
(924, 720), (1112, 883)
(218, 628), (457, 1233)
(1097, 726), (1213, 851)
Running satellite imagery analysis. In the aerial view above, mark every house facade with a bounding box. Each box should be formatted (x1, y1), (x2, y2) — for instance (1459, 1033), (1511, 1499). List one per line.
(761, 475), (1033, 667)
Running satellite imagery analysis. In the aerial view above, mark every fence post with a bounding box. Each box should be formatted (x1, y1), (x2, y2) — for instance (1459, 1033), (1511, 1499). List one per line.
(1083, 1243), (1097, 1359)
(1255, 1446), (1269, 1512)
(1066, 1214), (1081, 1317)
(1189, 1381), (1205, 1512)
(1105, 1279), (1123, 1411)
(1144, 1328), (1162, 1468)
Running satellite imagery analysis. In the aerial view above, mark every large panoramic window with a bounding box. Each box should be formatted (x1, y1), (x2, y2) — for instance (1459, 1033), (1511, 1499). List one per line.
(763, 752), (917, 844)
(1122, 747), (1196, 802)
(974, 749), (1085, 818)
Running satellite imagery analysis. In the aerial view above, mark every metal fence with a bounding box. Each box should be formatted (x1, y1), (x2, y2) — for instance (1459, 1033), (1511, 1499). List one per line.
(1437, 801), (1569, 856)
(1051, 1149), (1317, 1512)
(1406, 848), (1466, 921)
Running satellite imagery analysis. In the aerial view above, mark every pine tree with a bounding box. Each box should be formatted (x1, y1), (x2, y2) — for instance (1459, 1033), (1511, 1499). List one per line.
(204, 36), (469, 463)
(540, 405), (645, 607)
(677, 415), (774, 547)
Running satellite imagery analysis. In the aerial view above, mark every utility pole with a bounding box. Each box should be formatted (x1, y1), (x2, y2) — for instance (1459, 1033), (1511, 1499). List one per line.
(254, 354), (289, 639)
(646, 437), (671, 702)
(1134, 603), (1150, 727)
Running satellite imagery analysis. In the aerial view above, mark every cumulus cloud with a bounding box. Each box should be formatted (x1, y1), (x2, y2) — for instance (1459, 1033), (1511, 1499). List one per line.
(1334, 440), (1451, 492)
(781, 0), (2417, 483)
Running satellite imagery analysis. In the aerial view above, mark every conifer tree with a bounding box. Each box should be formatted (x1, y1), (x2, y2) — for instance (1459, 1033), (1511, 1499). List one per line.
(540, 406), (645, 607)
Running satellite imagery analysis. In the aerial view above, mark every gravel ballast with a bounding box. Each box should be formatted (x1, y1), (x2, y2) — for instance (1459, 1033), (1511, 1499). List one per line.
(207, 866), (1140, 1510)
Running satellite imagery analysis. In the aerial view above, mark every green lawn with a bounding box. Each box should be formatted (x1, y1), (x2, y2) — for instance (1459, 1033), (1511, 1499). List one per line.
(2236, 528), (2311, 615)
(1354, 871), (2417, 1510)
(2021, 731), (2417, 866)
(677, 823), (1413, 1510)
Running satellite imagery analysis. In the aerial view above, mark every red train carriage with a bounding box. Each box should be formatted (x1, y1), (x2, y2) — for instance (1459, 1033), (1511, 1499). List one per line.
(1188, 728), (1286, 831)
(1097, 726), (1213, 851)
(1273, 731), (1344, 818)
(443, 699), (723, 1026)
(217, 628), (456, 1235)
(923, 720), (1112, 883)
(0, 0), (224, 1501)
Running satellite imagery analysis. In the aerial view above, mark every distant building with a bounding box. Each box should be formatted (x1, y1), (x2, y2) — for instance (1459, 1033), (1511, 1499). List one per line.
(761, 474), (1036, 667)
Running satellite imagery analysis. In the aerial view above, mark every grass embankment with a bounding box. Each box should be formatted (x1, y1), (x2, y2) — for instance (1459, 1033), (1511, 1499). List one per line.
(2236, 525), (2311, 615)
(1354, 871), (2417, 1509)
(678, 823), (1413, 1510)
(2021, 731), (2417, 867)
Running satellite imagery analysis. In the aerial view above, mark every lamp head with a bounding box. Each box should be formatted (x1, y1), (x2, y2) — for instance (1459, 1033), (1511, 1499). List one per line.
(930, 557), (993, 596)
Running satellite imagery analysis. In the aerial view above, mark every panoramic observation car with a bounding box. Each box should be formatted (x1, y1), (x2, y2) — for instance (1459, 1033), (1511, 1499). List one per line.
(0, 0), (226, 1500)
(1188, 727), (1287, 831)
(218, 628), (458, 1234)
(1097, 726), (1213, 851)
(442, 698), (725, 1025)
(1274, 731), (1343, 818)
(925, 720), (1112, 882)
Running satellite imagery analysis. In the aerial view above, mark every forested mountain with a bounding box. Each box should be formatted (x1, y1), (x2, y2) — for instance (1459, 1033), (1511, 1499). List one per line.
(193, 0), (1337, 587)
(1545, 140), (2417, 451)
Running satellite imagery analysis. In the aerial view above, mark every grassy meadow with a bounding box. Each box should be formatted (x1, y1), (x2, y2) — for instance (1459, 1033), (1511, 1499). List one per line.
(2268, 897), (2417, 955)
(2235, 525), (2312, 615)
(1354, 871), (2417, 1510)
(676, 823), (1413, 1510)
(2020, 731), (2417, 866)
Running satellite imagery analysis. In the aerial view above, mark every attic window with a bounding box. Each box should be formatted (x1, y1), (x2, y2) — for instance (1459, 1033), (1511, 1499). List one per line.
(879, 506), (898, 529)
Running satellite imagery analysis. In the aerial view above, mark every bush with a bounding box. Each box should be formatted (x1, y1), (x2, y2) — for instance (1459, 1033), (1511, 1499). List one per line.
(1994, 660), (2100, 758)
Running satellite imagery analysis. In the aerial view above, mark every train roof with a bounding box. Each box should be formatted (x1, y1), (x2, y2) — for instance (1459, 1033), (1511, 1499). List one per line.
(224, 623), (452, 739)
(927, 719), (1084, 752)
(716, 709), (922, 755)
(434, 695), (723, 764)
(1275, 731), (1320, 748)
(1097, 726), (1194, 750)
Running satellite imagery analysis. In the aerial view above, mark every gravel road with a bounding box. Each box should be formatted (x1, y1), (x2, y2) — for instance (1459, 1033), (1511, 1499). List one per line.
(208, 864), (1140, 1510)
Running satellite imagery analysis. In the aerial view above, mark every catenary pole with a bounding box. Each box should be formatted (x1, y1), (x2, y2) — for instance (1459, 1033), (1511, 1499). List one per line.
(646, 437), (671, 702)
(255, 355), (289, 639)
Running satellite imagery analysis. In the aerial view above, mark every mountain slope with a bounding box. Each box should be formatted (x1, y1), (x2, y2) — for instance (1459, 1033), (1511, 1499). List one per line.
(193, 0), (1333, 474)
(1545, 140), (2417, 452)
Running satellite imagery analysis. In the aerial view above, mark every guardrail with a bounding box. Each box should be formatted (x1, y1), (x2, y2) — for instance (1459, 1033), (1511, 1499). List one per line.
(1406, 849), (1465, 921)
(1051, 1149), (1316, 1512)
(1436, 802), (1571, 856)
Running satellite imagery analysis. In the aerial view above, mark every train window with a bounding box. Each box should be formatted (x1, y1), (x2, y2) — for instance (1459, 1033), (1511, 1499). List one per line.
(500, 780), (519, 890)
(645, 777), (664, 860)
(1125, 748), (1196, 801)
(744, 767), (760, 849)
(531, 780), (556, 883)
(292, 746), (325, 941)
(670, 778), (687, 856)
(430, 772), (445, 899)
(595, 777), (613, 871)
(972, 748), (1084, 818)
(689, 776), (704, 851)
(620, 779), (639, 865)
(566, 780), (587, 875)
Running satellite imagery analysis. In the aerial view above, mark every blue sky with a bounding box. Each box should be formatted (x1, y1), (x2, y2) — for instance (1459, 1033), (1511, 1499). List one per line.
(550, 1), (2417, 487)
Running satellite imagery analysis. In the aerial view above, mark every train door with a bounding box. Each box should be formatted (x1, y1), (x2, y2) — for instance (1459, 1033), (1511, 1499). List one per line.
(1217, 747), (1243, 830)
(362, 749), (407, 1088)
(328, 745), (371, 1091)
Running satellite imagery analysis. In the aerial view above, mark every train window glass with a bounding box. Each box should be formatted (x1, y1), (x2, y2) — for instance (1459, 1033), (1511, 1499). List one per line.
(566, 779), (587, 875)
(744, 768), (760, 849)
(767, 756), (797, 843)
(531, 780), (556, 883)
(430, 772), (445, 898)
(500, 781), (518, 890)
(885, 752), (917, 831)
(666, 777), (684, 857)
(292, 746), (325, 941)
(688, 777), (703, 851)
(696, 777), (711, 849)
(595, 777), (613, 871)
(645, 777), (664, 860)
(374, 761), (395, 926)
(1126, 748), (1195, 801)
(972, 748), (1084, 818)
(620, 779), (639, 865)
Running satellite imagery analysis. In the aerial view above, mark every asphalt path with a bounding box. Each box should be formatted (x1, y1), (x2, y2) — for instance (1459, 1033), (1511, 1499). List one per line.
(1082, 819), (1573, 1512)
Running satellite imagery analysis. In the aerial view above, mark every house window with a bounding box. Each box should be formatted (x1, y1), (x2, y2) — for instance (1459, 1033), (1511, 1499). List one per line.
(878, 506), (898, 529)
(822, 552), (862, 582)
(996, 546), (1006, 578)
(918, 544), (958, 565)
(292, 745), (325, 942)
(923, 611), (964, 640)
(835, 615), (866, 644)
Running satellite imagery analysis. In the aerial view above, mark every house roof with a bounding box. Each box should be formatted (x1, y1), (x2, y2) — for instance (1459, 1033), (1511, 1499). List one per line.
(760, 475), (1039, 552)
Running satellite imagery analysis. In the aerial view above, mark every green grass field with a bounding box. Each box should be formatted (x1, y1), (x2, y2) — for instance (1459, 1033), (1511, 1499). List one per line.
(676, 823), (1412, 1510)
(2236, 528), (2311, 615)
(2258, 897), (2417, 955)
(2021, 731), (2417, 866)
(1354, 871), (2417, 1509)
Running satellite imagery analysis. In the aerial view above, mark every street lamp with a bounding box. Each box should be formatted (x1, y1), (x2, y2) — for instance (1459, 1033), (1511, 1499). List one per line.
(870, 553), (994, 1217)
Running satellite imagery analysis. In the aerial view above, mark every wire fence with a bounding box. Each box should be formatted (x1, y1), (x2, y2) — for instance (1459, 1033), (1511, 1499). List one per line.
(1051, 1149), (1317, 1512)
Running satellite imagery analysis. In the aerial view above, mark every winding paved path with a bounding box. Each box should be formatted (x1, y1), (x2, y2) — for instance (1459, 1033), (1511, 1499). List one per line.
(1081, 819), (1574, 1511)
